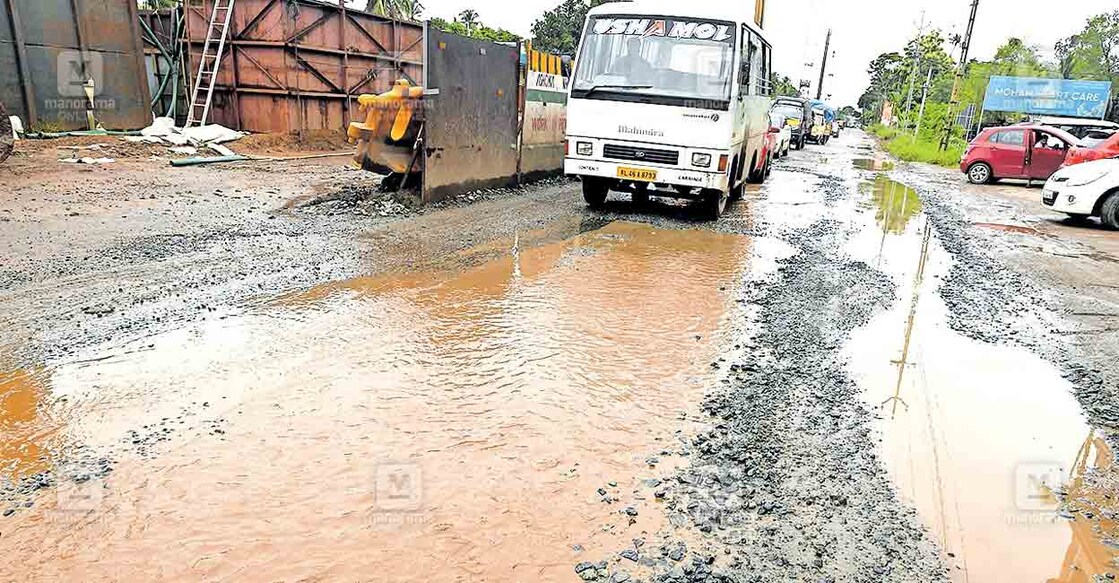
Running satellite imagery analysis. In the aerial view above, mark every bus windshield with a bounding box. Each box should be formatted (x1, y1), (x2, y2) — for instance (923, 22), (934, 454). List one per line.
(572, 16), (737, 107)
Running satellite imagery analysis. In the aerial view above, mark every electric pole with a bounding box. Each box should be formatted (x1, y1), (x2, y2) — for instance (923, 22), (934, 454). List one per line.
(903, 12), (927, 130)
(915, 67), (934, 137)
(940, 0), (980, 151)
(816, 29), (832, 101)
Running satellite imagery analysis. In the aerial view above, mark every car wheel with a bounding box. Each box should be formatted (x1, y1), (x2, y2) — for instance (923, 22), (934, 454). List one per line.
(700, 189), (727, 221)
(967, 162), (992, 185)
(1101, 191), (1119, 230)
(582, 178), (609, 209)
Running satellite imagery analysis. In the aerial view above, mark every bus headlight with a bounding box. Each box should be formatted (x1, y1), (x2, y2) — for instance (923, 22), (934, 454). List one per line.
(577, 142), (593, 156)
(692, 153), (713, 168)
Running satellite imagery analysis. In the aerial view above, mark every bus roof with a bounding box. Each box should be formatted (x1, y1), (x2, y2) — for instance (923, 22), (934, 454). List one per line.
(587, 1), (764, 36)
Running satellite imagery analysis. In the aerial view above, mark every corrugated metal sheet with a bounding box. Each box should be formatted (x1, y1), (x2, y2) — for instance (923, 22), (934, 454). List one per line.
(183, 0), (424, 134)
(0, 0), (152, 130)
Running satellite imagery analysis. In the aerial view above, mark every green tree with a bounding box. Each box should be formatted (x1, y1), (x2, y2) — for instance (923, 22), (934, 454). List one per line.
(530, 0), (619, 55)
(858, 52), (905, 123)
(368, 0), (424, 20)
(430, 13), (520, 43)
(1055, 11), (1118, 119)
(771, 73), (799, 97)
(457, 9), (480, 34)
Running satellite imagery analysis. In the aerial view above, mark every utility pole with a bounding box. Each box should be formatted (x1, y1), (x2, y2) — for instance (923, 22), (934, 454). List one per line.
(903, 12), (927, 130)
(940, 0), (980, 151)
(914, 68), (934, 137)
(816, 28), (832, 100)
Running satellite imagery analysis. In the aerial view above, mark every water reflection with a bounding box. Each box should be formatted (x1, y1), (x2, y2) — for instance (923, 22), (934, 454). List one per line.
(853, 157), (897, 172)
(865, 174), (923, 235)
(1050, 429), (1119, 582)
(847, 212), (1098, 582)
(882, 220), (933, 417)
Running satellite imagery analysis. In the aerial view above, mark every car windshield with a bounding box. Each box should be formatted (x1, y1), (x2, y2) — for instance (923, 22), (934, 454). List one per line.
(572, 16), (737, 104)
(1090, 131), (1119, 149)
(773, 104), (803, 120)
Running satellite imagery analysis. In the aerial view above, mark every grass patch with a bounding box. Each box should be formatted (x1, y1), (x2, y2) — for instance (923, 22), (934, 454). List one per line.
(868, 124), (965, 168)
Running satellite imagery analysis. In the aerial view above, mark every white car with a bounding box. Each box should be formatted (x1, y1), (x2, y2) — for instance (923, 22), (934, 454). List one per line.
(1042, 158), (1119, 228)
(769, 113), (792, 159)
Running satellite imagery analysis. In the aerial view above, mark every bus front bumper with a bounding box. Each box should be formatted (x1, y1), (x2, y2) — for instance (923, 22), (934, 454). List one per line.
(564, 159), (729, 192)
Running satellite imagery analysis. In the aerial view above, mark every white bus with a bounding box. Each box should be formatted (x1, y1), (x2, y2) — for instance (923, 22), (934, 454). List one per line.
(564, 1), (775, 219)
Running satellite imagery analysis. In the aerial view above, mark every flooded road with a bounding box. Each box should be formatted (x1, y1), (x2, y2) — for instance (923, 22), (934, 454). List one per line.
(0, 221), (751, 581)
(3, 130), (1119, 582)
(846, 168), (1116, 581)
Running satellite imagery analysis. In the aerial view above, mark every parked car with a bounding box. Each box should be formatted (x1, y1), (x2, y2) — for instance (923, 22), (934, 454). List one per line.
(960, 125), (1079, 185)
(1042, 157), (1119, 229)
(768, 113), (792, 159)
(1079, 129), (1117, 149)
(771, 98), (812, 150)
(1026, 116), (1119, 142)
(1065, 130), (1119, 168)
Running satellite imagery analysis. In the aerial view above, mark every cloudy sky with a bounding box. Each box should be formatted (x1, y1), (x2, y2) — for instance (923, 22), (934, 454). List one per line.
(421, 0), (1116, 106)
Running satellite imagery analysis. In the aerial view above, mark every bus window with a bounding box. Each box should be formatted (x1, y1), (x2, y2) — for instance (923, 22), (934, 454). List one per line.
(739, 25), (753, 94)
(749, 31), (763, 96)
(759, 41), (772, 96)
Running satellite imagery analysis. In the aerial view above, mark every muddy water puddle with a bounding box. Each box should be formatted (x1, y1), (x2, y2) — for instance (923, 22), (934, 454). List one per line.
(846, 179), (1118, 581)
(0, 221), (751, 582)
(853, 157), (897, 172)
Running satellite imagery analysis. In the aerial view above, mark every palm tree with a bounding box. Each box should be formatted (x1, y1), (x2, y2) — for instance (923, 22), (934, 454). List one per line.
(457, 9), (480, 33)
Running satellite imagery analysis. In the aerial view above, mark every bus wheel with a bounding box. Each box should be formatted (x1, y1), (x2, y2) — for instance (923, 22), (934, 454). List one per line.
(700, 189), (727, 221)
(582, 178), (609, 209)
(729, 157), (745, 201)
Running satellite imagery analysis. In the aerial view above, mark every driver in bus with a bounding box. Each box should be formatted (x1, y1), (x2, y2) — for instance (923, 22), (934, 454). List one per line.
(619, 37), (653, 81)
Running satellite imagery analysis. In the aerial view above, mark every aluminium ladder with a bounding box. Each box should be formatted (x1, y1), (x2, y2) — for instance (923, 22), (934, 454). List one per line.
(186, 0), (235, 127)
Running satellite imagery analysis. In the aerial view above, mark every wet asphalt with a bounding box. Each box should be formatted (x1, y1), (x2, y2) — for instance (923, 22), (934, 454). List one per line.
(2, 132), (1118, 581)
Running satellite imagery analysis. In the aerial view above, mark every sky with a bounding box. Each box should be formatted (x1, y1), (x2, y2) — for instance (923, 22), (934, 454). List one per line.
(420, 0), (1117, 107)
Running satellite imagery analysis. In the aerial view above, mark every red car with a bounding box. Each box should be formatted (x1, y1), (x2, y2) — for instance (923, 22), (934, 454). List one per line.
(960, 125), (1079, 184)
(1065, 131), (1119, 167)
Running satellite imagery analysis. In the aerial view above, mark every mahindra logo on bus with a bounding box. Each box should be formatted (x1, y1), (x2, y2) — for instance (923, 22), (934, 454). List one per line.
(592, 18), (733, 42)
(684, 113), (720, 122)
(619, 125), (665, 138)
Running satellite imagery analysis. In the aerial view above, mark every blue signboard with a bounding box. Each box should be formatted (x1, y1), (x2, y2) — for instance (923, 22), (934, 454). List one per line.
(983, 76), (1113, 118)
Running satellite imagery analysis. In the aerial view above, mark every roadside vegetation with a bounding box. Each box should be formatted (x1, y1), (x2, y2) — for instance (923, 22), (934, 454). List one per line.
(856, 10), (1118, 165)
(868, 124), (966, 168)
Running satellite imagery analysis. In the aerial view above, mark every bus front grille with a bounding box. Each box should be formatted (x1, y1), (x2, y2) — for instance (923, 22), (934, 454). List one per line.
(603, 144), (679, 166)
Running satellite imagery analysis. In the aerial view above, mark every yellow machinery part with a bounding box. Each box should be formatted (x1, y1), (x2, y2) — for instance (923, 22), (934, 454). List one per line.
(350, 79), (425, 176)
